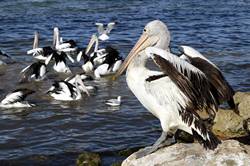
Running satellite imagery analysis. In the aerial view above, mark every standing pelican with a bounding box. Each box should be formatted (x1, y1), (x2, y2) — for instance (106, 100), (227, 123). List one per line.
(179, 46), (237, 112)
(114, 20), (221, 158)
(95, 22), (116, 41)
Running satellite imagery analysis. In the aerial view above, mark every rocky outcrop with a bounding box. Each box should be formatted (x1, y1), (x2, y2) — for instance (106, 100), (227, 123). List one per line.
(122, 140), (250, 166)
(212, 92), (250, 138)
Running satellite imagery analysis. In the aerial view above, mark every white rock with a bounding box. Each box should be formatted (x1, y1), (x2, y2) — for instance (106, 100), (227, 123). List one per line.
(122, 140), (250, 166)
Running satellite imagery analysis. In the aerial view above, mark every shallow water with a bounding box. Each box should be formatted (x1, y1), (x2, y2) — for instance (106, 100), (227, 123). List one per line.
(0, 0), (250, 165)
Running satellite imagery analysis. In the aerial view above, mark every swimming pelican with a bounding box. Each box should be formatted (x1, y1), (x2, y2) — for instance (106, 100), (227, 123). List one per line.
(65, 73), (96, 91)
(27, 31), (55, 61)
(95, 22), (116, 41)
(47, 75), (89, 101)
(45, 51), (72, 74)
(53, 27), (77, 54)
(179, 46), (237, 112)
(114, 20), (221, 158)
(106, 96), (121, 106)
(20, 61), (47, 82)
(0, 89), (35, 108)
(94, 46), (122, 78)
(80, 34), (122, 77)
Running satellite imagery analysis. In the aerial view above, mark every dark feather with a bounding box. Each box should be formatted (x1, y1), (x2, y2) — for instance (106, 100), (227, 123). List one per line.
(152, 54), (217, 119)
(187, 56), (236, 112)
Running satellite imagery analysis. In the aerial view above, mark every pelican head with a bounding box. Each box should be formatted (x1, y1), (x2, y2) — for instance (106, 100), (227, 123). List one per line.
(114, 20), (170, 78)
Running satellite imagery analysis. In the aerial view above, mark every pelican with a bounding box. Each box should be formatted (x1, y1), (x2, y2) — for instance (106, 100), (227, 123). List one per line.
(80, 34), (122, 78)
(65, 73), (96, 91)
(20, 61), (47, 82)
(179, 46), (237, 112)
(53, 27), (77, 54)
(114, 20), (221, 158)
(94, 46), (122, 78)
(45, 51), (72, 74)
(47, 75), (89, 101)
(78, 34), (107, 66)
(27, 31), (55, 61)
(95, 22), (116, 41)
(0, 89), (35, 108)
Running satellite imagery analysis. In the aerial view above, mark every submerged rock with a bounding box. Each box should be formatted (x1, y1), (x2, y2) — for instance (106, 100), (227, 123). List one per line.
(122, 140), (250, 166)
(76, 152), (101, 166)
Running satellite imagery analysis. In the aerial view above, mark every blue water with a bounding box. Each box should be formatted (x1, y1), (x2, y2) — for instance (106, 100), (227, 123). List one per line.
(0, 0), (250, 165)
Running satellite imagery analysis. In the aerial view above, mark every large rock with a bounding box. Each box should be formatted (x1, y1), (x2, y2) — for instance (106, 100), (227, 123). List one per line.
(234, 92), (250, 120)
(212, 92), (250, 138)
(122, 140), (250, 166)
(212, 108), (247, 138)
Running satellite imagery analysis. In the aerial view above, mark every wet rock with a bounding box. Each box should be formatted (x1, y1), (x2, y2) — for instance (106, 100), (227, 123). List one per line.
(76, 152), (101, 166)
(122, 140), (250, 166)
(118, 147), (142, 157)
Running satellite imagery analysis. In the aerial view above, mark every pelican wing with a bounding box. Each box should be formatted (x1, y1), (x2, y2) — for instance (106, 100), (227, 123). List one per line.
(106, 22), (116, 33)
(145, 47), (218, 120)
(95, 23), (104, 34)
(180, 46), (235, 109)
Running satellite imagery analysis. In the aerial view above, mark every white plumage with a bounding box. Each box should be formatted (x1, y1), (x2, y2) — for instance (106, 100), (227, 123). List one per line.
(47, 75), (89, 101)
(0, 89), (35, 108)
(114, 20), (221, 158)
(106, 96), (121, 106)
(95, 22), (116, 41)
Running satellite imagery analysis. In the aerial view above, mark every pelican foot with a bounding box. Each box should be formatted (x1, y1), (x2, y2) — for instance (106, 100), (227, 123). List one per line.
(135, 135), (176, 159)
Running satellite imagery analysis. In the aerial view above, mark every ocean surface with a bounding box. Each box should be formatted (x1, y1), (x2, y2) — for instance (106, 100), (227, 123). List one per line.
(0, 0), (249, 165)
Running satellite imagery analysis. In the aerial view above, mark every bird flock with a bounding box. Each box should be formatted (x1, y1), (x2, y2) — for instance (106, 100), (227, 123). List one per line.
(0, 22), (122, 108)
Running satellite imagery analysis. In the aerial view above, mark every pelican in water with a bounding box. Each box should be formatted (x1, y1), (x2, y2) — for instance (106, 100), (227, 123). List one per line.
(53, 27), (77, 55)
(47, 75), (89, 101)
(0, 89), (35, 108)
(95, 22), (116, 41)
(79, 34), (122, 78)
(179, 46), (237, 112)
(45, 51), (72, 74)
(20, 61), (47, 82)
(27, 31), (55, 61)
(114, 20), (222, 158)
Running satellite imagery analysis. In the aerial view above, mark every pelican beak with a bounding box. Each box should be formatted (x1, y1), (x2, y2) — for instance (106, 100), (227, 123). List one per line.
(113, 33), (158, 80)
(75, 75), (90, 96)
(85, 34), (96, 55)
(33, 31), (39, 49)
(53, 27), (59, 49)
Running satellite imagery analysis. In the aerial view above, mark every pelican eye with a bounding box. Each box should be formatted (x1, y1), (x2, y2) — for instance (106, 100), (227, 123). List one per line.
(143, 29), (146, 32)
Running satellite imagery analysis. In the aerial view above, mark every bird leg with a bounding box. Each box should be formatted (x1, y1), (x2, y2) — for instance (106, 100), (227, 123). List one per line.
(135, 131), (176, 159)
